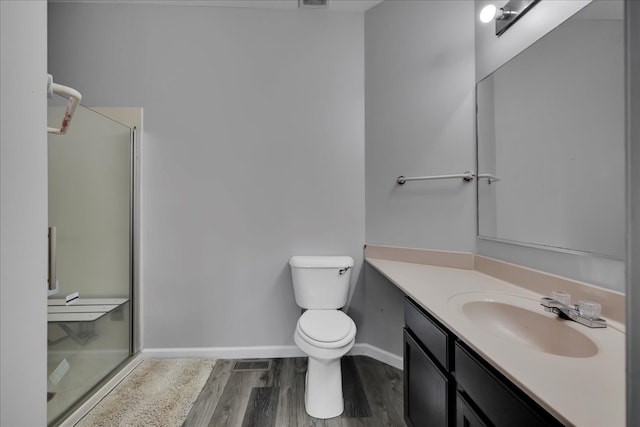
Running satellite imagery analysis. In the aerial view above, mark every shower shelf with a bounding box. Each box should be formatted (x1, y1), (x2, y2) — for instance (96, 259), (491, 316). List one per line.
(47, 298), (129, 323)
(47, 298), (129, 345)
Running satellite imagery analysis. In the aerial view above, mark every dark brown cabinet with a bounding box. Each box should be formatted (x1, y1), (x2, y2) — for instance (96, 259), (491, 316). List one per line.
(403, 296), (562, 427)
(404, 297), (454, 427)
(404, 329), (451, 426)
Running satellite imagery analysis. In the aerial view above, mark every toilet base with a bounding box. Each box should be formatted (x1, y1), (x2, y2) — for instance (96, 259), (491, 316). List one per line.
(304, 356), (344, 419)
(293, 310), (356, 420)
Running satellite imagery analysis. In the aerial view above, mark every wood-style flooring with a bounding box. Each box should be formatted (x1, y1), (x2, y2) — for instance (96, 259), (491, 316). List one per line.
(182, 356), (405, 427)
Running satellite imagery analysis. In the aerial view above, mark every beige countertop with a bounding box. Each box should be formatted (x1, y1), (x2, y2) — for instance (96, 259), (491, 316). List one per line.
(366, 256), (625, 427)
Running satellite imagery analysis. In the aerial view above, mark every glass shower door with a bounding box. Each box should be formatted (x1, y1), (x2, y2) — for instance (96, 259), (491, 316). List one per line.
(47, 101), (134, 425)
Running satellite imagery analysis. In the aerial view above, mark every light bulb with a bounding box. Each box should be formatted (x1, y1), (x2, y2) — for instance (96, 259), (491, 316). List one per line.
(480, 4), (498, 23)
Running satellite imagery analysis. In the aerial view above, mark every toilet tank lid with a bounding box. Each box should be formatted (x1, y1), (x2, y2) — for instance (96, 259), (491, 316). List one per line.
(289, 256), (354, 268)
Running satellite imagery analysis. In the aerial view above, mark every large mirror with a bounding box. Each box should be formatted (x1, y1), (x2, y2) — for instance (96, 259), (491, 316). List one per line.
(477, 0), (625, 259)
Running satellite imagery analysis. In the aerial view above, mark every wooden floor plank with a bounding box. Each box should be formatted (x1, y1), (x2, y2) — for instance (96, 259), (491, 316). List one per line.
(208, 369), (261, 427)
(274, 358), (307, 427)
(241, 386), (279, 427)
(355, 356), (405, 427)
(255, 358), (284, 388)
(341, 357), (372, 418)
(182, 359), (234, 427)
(339, 417), (373, 427)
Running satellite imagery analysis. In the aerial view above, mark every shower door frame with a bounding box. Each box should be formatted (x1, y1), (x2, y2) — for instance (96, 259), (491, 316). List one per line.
(87, 107), (143, 358)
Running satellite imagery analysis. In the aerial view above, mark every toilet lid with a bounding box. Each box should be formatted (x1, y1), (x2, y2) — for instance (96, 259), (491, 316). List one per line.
(298, 310), (354, 343)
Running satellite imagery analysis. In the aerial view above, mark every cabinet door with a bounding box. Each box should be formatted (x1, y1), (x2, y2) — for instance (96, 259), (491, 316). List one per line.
(456, 393), (488, 427)
(404, 329), (450, 427)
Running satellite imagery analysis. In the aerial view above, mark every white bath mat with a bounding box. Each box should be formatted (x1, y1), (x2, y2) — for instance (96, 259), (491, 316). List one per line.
(76, 358), (216, 427)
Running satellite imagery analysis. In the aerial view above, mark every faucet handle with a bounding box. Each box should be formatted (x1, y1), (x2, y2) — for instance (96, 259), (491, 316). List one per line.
(577, 301), (602, 320)
(551, 291), (571, 306)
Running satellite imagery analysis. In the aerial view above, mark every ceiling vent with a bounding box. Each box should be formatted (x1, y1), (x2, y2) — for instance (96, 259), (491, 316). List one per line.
(299, 0), (329, 9)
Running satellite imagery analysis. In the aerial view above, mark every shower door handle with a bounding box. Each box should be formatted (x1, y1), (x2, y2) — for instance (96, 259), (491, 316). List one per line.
(48, 226), (57, 291)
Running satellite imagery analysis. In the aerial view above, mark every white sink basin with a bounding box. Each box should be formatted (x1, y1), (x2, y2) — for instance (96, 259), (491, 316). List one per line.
(448, 292), (598, 358)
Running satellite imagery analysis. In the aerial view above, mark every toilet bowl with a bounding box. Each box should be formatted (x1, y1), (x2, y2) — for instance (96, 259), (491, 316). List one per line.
(294, 309), (356, 419)
(289, 255), (357, 419)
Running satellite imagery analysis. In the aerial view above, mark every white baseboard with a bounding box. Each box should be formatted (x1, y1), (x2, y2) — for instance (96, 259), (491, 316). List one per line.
(142, 343), (403, 370)
(349, 343), (403, 370)
(142, 345), (306, 360)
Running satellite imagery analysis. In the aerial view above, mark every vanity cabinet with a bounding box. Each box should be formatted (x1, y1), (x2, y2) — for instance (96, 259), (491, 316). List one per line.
(403, 297), (562, 427)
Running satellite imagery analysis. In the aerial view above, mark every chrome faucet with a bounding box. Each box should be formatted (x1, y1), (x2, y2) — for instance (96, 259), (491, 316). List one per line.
(540, 292), (607, 328)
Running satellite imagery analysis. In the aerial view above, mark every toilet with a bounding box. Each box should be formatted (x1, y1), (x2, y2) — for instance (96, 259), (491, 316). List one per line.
(289, 255), (357, 419)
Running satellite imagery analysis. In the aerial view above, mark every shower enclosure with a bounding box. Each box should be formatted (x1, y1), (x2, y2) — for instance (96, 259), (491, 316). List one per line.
(47, 98), (137, 425)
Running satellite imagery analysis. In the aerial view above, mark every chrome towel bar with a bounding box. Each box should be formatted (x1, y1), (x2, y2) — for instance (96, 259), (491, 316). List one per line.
(477, 173), (501, 183)
(397, 170), (476, 185)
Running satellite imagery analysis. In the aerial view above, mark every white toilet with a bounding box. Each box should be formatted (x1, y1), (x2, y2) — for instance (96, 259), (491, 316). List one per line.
(289, 255), (357, 419)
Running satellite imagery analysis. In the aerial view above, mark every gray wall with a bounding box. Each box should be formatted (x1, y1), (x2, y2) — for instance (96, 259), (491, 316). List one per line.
(0, 1), (48, 425)
(364, 0), (476, 251)
(48, 3), (365, 350)
(361, 0), (476, 355)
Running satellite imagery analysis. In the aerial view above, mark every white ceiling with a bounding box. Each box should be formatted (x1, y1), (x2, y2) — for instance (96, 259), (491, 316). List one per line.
(49, 0), (385, 13)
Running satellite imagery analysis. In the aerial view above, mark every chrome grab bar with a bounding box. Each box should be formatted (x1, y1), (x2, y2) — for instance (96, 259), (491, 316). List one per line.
(477, 173), (501, 183)
(397, 170), (475, 185)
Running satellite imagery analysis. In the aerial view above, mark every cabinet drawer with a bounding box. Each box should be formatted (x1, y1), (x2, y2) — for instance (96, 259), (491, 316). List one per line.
(455, 342), (561, 427)
(404, 297), (451, 370)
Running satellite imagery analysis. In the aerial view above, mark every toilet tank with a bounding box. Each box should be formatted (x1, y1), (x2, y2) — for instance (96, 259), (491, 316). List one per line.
(289, 256), (354, 309)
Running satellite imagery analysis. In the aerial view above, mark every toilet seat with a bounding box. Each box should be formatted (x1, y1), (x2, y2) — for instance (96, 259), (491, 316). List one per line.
(296, 310), (356, 349)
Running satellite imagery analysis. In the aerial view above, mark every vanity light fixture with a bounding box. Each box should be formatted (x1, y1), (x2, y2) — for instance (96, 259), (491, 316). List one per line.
(480, 0), (540, 36)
